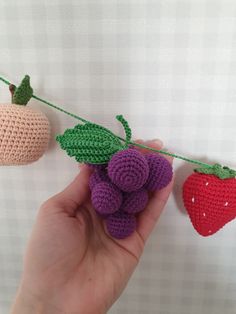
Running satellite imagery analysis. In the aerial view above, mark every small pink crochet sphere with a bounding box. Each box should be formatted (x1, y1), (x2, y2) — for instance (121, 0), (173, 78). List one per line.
(106, 211), (136, 239)
(89, 170), (110, 191)
(121, 188), (149, 214)
(91, 182), (122, 215)
(107, 148), (149, 192)
(144, 153), (173, 191)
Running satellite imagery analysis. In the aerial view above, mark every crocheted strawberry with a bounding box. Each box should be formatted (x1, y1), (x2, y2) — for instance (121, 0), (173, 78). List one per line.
(0, 76), (50, 165)
(183, 164), (236, 236)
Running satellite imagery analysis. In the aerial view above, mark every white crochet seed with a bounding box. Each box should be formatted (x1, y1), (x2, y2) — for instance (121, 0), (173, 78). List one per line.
(203, 213), (206, 217)
(191, 197), (195, 203)
(205, 182), (209, 186)
(224, 201), (228, 206)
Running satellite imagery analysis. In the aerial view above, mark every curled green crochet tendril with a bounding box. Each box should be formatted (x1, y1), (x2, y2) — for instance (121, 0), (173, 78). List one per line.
(0, 75), (234, 175)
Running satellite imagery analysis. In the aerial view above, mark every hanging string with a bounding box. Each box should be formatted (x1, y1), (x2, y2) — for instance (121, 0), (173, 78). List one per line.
(0, 76), (213, 168)
(32, 95), (89, 124)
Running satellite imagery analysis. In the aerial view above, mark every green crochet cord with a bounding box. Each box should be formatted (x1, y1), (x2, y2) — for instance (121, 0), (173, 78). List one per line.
(1, 75), (235, 176)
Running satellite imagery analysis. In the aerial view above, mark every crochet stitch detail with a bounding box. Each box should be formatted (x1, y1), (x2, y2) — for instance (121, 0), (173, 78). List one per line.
(12, 75), (33, 106)
(121, 188), (148, 214)
(56, 115), (131, 164)
(91, 182), (123, 215)
(194, 163), (236, 179)
(144, 153), (173, 191)
(108, 149), (149, 192)
(183, 173), (236, 236)
(106, 211), (136, 239)
(89, 170), (110, 190)
(0, 105), (50, 165)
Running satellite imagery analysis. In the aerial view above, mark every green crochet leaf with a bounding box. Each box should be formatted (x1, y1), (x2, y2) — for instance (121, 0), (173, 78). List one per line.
(56, 122), (127, 164)
(13, 75), (33, 105)
(194, 163), (236, 179)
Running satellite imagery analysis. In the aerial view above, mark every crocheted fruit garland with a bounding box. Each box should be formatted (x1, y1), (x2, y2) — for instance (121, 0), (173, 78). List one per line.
(1, 75), (236, 238)
(0, 76), (50, 165)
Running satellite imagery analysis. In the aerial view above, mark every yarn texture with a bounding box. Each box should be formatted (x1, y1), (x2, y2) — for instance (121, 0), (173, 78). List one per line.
(56, 115), (131, 164)
(144, 153), (173, 191)
(108, 148), (149, 192)
(88, 149), (174, 239)
(121, 188), (148, 214)
(0, 104), (50, 165)
(105, 211), (136, 239)
(4, 75), (236, 237)
(91, 182), (122, 215)
(183, 172), (236, 236)
(89, 170), (110, 190)
(12, 75), (33, 106)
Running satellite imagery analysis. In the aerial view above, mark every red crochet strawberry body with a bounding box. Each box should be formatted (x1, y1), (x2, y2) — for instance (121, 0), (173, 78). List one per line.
(183, 173), (236, 236)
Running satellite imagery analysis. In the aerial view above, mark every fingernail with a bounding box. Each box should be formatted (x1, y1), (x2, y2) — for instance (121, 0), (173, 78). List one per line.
(149, 138), (164, 147)
(133, 138), (144, 143)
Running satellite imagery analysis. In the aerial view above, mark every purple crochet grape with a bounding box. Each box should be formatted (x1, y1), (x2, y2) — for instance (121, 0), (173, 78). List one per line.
(91, 182), (122, 215)
(121, 188), (149, 214)
(144, 153), (173, 191)
(89, 170), (110, 191)
(107, 148), (149, 192)
(106, 211), (136, 239)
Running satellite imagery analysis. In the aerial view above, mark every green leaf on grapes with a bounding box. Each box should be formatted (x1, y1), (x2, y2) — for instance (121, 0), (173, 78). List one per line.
(56, 122), (126, 164)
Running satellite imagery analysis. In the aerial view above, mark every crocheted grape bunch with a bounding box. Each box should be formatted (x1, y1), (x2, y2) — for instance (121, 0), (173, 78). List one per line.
(57, 114), (173, 238)
(89, 148), (173, 239)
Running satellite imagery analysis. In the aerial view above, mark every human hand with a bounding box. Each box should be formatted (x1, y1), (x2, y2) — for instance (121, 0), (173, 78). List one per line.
(11, 140), (174, 314)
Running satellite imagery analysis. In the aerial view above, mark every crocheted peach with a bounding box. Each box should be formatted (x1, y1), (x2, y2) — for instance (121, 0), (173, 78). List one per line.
(0, 76), (50, 165)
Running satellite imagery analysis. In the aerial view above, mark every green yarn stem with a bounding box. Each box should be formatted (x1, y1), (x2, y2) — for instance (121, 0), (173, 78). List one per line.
(116, 115), (132, 146)
(0, 77), (89, 123)
(0, 77), (11, 86)
(125, 140), (212, 168)
(32, 95), (89, 124)
(0, 75), (225, 170)
(0, 76), (89, 123)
